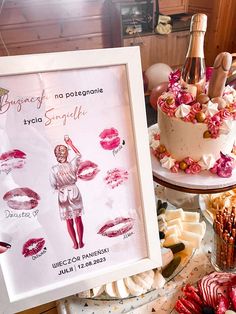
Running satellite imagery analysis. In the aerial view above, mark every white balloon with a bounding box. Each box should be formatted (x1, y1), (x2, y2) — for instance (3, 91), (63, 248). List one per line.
(145, 63), (172, 90)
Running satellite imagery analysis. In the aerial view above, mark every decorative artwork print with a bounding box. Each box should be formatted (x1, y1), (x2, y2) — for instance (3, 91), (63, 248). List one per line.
(0, 48), (161, 313)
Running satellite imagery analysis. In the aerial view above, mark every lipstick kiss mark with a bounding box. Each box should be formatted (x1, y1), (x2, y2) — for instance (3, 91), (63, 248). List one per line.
(77, 160), (100, 181)
(22, 238), (45, 257)
(0, 241), (11, 254)
(99, 128), (121, 150)
(0, 149), (26, 174)
(3, 187), (40, 210)
(104, 168), (128, 189)
(98, 217), (134, 238)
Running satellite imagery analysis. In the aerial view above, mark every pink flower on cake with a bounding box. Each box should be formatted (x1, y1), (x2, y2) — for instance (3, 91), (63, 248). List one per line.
(187, 163), (202, 174)
(168, 69), (181, 86)
(169, 82), (182, 97)
(168, 70), (182, 97)
(176, 90), (194, 105)
(183, 103), (202, 123)
(207, 114), (222, 138)
(171, 165), (179, 173)
(183, 115), (193, 122)
(159, 101), (177, 117)
(210, 152), (235, 177)
(152, 149), (159, 158)
(191, 102), (202, 114)
(219, 108), (231, 120)
(184, 157), (194, 166)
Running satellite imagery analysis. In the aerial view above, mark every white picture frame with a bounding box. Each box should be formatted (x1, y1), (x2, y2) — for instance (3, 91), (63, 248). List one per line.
(0, 47), (161, 313)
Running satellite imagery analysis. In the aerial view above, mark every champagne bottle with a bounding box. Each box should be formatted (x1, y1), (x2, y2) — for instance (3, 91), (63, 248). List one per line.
(181, 13), (207, 97)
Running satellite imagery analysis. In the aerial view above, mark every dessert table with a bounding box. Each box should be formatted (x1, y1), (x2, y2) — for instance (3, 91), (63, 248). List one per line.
(56, 194), (214, 314)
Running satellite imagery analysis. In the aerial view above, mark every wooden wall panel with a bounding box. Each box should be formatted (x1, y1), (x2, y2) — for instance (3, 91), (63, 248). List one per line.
(159, 0), (189, 15)
(209, 0), (236, 58)
(0, 0), (112, 56)
(188, 0), (236, 66)
(231, 7), (236, 53)
(0, 34), (110, 56)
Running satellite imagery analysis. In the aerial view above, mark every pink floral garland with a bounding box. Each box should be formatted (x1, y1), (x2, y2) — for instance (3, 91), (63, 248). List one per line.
(158, 70), (236, 139)
(152, 140), (235, 177)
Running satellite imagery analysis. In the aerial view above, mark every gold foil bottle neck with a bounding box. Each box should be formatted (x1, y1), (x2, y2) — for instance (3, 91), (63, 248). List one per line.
(190, 13), (207, 32)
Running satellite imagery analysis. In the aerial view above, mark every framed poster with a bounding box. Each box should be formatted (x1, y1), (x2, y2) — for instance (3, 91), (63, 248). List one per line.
(0, 47), (161, 313)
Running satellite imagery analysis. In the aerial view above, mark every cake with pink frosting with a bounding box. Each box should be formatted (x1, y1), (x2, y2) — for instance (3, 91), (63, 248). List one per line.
(149, 69), (236, 177)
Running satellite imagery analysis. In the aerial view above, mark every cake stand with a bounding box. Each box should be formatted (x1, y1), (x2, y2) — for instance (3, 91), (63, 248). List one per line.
(152, 155), (236, 194)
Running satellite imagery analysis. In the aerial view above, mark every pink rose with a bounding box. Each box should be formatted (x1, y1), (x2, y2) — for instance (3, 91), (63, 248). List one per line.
(184, 157), (195, 166)
(207, 115), (222, 138)
(190, 102), (202, 114)
(219, 109), (231, 120)
(159, 102), (177, 117)
(171, 165), (179, 173)
(183, 115), (193, 122)
(188, 163), (202, 174)
(210, 164), (218, 174)
(176, 90), (194, 105)
(152, 149), (159, 158)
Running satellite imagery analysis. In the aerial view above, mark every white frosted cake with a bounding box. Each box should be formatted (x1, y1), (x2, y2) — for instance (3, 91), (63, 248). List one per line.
(150, 69), (236, 177)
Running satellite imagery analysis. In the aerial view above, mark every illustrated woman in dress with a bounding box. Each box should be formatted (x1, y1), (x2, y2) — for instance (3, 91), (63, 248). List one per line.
(50, 136), (84, 249)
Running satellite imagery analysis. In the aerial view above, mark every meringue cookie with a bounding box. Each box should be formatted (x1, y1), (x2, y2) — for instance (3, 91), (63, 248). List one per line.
(160, 155), (175, 169)
(223, 93), (234, 104)
(198, 154), (216, 170)
(202, 100), (219, 117)
(150, 139), (160, 150)
(224, 85), (236, 95)
(115, 279), (130, 298)
(175, 104), (191, 118)
(105, 282), (118, 298)
(219, 119), (233, 135)
(124, 276), (144, 296)
(161, 91), (175, 100)
(152, 271), (166, 289)
(149, 127), (159, 139)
